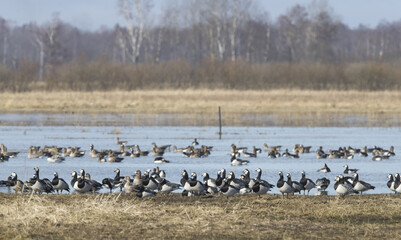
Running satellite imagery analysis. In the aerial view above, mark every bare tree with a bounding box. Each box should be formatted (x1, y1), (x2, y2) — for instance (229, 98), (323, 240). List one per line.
(118, 0), (152, 64)
(0, 18), (9, 66)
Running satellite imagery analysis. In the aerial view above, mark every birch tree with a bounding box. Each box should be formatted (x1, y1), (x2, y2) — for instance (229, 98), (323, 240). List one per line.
(118, 0), (152, 64)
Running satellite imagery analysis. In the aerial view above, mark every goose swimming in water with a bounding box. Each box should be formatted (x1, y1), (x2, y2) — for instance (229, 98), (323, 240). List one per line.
(317, 163), (331, 173)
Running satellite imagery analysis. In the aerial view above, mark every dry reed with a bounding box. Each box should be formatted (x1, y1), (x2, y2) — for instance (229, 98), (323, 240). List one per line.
(0, 193), (400, 239)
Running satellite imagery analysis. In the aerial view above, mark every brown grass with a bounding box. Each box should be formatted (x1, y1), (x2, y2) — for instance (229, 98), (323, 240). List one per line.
(0, 193), (400, 239)
(2, 90), (401, 126)
(1, 90), (401, 114)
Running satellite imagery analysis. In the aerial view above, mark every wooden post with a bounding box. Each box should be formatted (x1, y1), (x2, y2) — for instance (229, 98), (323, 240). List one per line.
(218, 106), (222, 139)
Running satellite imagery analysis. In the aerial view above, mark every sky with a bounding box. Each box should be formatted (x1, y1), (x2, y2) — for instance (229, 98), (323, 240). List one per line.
(0, 0), (400, 31)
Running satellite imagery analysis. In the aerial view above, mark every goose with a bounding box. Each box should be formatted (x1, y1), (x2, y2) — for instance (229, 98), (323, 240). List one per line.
(135, 145), (149, 156)
(69, 147), (85, 158)
(252, 181), (271, 196)
(227, 172), (248, 191)
(394, 173), (401, 194)
(90, 144), (106, 158)
(135, 185), (156, 198)
(371, 152), (383, 161)
(328, 150), (340, 159)
(154, 157), (170, 164)
(255, 168), (274, 190)
(180, 170), (189, 187)
(277, 172), (294, 198)
(152, 147), (166, 156)
(9, 172), (25, 193)
(315, 177), (330, 191)
(113, 168), (125, 191)
(173, 145), (190, 153)
(202, 172), (217, 188)
(152, 142), (171, 152)
(108, 152), (124, 163)
(183, 172), (205, 195)
(343, 164), (358, 174)
(116, 137), (127, 145)
(31, 167), (54, 194)
(119, 145), (130, 157)
(141, 170), (159, 191)
(215, 169), (225, 189)
(84, 173), (103, 192)
(0, 144), (19, 157)
(263, 144), (281, 152)
(129, 148), (140, 158)
(267, 151), (277, 158)
(358, 146), (368, 157)
(317, 163), (331, 173)
(123, 176), (141, 193)
(71, 170), (93, 193)
(242, 169), (256, 190)
(52, 172), (70, 194)
(387, 174), (396, 193)
(283, 149), (299, 158)
(334, 175), (358, 197)
(383, 146), (395, 157)
(102, 176), (121, 193)
(230, 156), (249, 166)
(192, 138), (199, 146)
(242, 147), (257, 158)
(288, 173), (303, 194)
(220, 179), (239, 197)
(157, 178), (181, 193)
(133, 170), (144, 186)
(300, 171), (316, 195)
(47, 154), (65, 163)
(352, 173), (375, 194)
(231, 144), (247, 153)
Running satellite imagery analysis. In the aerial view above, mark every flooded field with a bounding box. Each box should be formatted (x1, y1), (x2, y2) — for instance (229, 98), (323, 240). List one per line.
(1, 124), (400, 195)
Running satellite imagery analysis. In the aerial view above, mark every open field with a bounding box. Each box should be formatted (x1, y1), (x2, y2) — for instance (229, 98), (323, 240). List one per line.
(2, 90), (401, 114)
(0, 193), (401, 239)
(1, 90), (401, 126)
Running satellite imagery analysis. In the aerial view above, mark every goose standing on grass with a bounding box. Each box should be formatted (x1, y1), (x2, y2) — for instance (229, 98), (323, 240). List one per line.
(220, 179), (239, 197)
(387, 174), (397, 193)
(157, 177), (181, 194)
(334, 175), (358, 197)
(183, 172), (205, 195)
(202, 172), (217, 189)
(215, 169), (225, 189)
(352, 173), (375, 194)
(30, 167), (54, 194)
(52, 172), (70, 194)
(315, 177), (331, 191)
(300, 171), (316, 195)
(84, 172), (103, 192)
(255, 168), (274, 190)
(71, 171), (92, 193)
(9, 172), (25, 193)
(142, 170), (159, 191)
(277, 172), (294, 198)
(393, 173), (401, 194)
(343, 164), (358, 174)
(124, 176), (140, 193)
(227, 171), (249, 194)
(317, 163), (331, 173)
(288, 173), (303, 194)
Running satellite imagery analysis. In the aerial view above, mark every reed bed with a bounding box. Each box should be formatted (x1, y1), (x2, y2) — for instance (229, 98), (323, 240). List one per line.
(0, 193), (400, 239)
(2, 90), (401, 126)
(1, 90), (401, 114)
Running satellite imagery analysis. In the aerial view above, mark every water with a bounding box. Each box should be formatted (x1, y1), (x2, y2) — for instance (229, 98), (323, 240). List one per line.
(1, 126), (400, 195)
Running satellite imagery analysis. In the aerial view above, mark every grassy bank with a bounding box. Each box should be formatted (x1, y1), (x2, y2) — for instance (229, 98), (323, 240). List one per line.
(0, 193), (400, 239)
(1, 90), (401, 126)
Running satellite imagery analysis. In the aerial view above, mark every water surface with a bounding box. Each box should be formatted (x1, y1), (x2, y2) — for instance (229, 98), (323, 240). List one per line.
(0, 126), (399, 195)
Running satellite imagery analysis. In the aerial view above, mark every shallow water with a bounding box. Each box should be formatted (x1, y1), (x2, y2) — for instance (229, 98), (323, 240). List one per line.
(0, 126), (400, 195)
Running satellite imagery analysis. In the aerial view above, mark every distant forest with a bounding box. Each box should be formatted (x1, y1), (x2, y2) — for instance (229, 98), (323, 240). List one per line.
(1, 0), (401, 91)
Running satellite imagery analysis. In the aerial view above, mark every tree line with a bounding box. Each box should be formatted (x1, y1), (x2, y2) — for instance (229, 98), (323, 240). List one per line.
(0, 0), (401, 91)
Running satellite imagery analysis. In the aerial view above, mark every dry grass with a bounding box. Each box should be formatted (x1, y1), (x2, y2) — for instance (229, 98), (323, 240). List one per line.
(1, 90), (401, 114)
(2, 90), (401, 126)
(0, 193), (401, 239)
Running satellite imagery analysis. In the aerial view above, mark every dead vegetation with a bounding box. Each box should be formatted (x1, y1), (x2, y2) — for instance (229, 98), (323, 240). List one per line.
(0, 193), (400, 239)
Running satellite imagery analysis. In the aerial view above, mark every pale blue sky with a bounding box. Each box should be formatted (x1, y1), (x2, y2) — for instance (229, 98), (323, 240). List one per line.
(0, 0), (400, 30)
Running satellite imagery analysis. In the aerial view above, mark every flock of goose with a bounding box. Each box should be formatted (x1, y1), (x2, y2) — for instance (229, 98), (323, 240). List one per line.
(0, 138), (399, 198)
